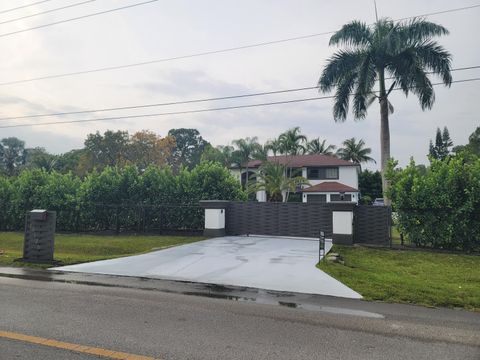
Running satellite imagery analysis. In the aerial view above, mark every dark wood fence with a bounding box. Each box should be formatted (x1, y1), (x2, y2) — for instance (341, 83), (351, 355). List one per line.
(353, 205), (392, 245)
(225, 202), (392, 245)
(226, 202), (332, 238)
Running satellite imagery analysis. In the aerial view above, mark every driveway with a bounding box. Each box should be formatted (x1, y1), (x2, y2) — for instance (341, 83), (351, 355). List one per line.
(54, 235), (361, 299)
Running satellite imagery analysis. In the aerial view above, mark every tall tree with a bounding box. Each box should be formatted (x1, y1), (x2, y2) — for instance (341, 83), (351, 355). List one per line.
(337, 138), (375, 167)
(201, 144), (237, 168)
(128, 130), (175, 170)
(318, 18), (452, 204)
(278, 127), (307, 156)
(0, 137), (26, 176)
(83, 130), (130, 170)
(265, 138), (283, 156)
(358, 169), (382, 204)
(453, 126), (480, 156)
(232, 137), (261, 188)
(306, 138), (336, 155)
(168, 128), (209, 171)
(429, 126), (453, 160)
(278, 127), (308, 201)
(55, 149), (86, 175)
(23, 147), (58, 172)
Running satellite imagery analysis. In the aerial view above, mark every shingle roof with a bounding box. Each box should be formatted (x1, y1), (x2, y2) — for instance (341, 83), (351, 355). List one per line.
(243, 154), (358, 168)
(301, 181), (358, 193)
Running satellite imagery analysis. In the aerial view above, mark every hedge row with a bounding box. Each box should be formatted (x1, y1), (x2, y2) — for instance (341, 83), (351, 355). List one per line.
(0, 162), (246, 232)
(388, 154), (480, 252)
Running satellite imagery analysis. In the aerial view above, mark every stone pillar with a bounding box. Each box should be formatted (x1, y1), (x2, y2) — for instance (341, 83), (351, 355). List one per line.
(199, 201), (229, 238)
(23, 209), (56, 262)
(329, 202), (356, 245)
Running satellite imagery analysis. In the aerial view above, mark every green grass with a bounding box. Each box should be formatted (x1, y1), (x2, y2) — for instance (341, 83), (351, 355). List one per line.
(318, 245), (480, 311)
(0, 232), (203, 269)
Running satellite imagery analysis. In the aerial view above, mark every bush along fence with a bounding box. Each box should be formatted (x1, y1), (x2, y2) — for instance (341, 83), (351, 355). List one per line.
(0, 162), (246, 233)
(387, 154), (480, 252)
(1, 204), (204, 235)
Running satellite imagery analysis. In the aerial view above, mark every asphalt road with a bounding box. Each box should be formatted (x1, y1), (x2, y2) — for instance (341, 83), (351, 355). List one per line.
(0, 276), (479, 360)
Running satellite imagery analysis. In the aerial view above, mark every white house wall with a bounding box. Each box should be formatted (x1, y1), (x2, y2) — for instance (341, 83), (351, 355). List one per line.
(303, 166), (359, 189)
(338, 166), (359, 189)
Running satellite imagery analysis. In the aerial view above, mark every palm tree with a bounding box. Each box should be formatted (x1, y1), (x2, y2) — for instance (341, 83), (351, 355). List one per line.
(265, 138), (283, 156)
(337, 138), (375, 168)
(232, 137), (261, 188)
(253, 144), (269, 161)
(318, 18), (452, 204)
(307, 138), (336, 155)
(278, 127), (308, 201)
(248, 162), (310, 202)
(278, 127), (307, 156)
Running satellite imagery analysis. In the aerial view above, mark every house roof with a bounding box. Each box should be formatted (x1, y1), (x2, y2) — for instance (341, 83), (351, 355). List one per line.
(241, 154), (358, 168)
(301, 181), (358, 193)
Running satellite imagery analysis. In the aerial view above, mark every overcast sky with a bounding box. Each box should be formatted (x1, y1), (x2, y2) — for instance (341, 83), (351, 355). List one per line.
(0, 0), (479, 169)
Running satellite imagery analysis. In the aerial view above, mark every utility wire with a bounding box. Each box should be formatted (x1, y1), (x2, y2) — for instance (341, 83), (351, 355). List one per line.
(0, 0), (56, 15)
(1, 65), (478, 122)
(0, 0), (96, 26)
(1, 77), (478, 129)
(0, 0), (158, 38)
(0, 3), (478, 86)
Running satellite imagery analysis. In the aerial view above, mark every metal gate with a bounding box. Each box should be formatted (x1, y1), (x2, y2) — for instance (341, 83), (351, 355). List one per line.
(225, 202), (332, 238)
(353, 206), (392, 245)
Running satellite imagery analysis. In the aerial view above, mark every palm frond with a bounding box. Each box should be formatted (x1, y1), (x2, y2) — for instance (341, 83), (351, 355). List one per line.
(318, 50), (365, 92)
(410, 66), (435, 110)
(353, 53), (376, 119)
(414, 41), (452, 85)
(398, 18), (449, 44)
(387, 100), (394, 114)
(329, 20), (373, 47)
(333, 71), (358, 121)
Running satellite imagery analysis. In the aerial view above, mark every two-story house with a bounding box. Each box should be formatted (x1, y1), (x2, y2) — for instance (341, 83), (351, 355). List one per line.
(230, 154), (360, 203)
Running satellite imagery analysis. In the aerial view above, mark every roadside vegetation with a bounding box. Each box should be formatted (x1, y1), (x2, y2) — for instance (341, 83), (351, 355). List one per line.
(318, 245), (480, 311)
(0, 232), (202, 269)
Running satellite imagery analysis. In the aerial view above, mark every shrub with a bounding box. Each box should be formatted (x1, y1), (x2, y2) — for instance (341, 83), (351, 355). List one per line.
(387, 155), (480, 251)
(0, 162), (246, 232)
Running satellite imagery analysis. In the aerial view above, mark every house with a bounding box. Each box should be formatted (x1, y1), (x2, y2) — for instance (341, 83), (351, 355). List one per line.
(230, 154), (360, 203)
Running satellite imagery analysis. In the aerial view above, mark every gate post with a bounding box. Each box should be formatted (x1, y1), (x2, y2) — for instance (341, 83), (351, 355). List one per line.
(329, 202), (356, 245)
(199, 200), (229, 238)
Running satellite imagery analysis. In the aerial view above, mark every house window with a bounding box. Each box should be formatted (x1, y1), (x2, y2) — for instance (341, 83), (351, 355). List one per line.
(287, 168), (303, 178)
(330, 194), (352, 201)
(307, 167), (339, 180)
(307, 194), (327, 203)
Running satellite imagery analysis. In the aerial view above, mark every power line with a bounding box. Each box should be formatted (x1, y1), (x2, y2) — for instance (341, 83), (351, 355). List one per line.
(0, 0), (56, 15)
(0, 0), (96, 26)
(0, 0), (158, 39)
(0, 3), (478, 86)
(395, 3), (480, 21)
(1, 65), (478, 122)
(1, 77), (478, 129)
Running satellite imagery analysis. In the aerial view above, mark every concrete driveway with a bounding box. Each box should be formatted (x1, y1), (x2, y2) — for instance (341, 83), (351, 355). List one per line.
(54, 235), (361, 299)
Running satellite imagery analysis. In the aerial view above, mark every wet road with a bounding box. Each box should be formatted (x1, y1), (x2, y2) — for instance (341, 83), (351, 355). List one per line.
(0, 275), (479, 360)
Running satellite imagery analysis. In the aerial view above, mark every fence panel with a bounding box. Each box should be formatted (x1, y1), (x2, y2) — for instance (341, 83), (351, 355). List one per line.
(225, 202), (332, 238)
(353, 205), (391, 245)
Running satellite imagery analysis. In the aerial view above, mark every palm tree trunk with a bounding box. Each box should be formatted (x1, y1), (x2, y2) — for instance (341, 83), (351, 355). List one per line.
(378, 68), (391, 206)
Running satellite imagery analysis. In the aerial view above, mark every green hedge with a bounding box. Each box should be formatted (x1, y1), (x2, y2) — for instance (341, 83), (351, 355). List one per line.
(0, 162), (246, 232)
(387, 154), (480, 251)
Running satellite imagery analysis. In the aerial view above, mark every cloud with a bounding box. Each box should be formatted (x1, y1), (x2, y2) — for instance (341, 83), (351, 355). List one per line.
(138, 69), (252, 97)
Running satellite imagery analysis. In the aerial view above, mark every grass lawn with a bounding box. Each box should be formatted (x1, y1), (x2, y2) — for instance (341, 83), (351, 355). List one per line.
(318, 245), (480, 311)
(0, 232), (203, 269)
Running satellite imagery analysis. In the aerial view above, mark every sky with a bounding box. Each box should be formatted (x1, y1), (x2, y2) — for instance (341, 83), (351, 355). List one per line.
(0, 0), (479, 170)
